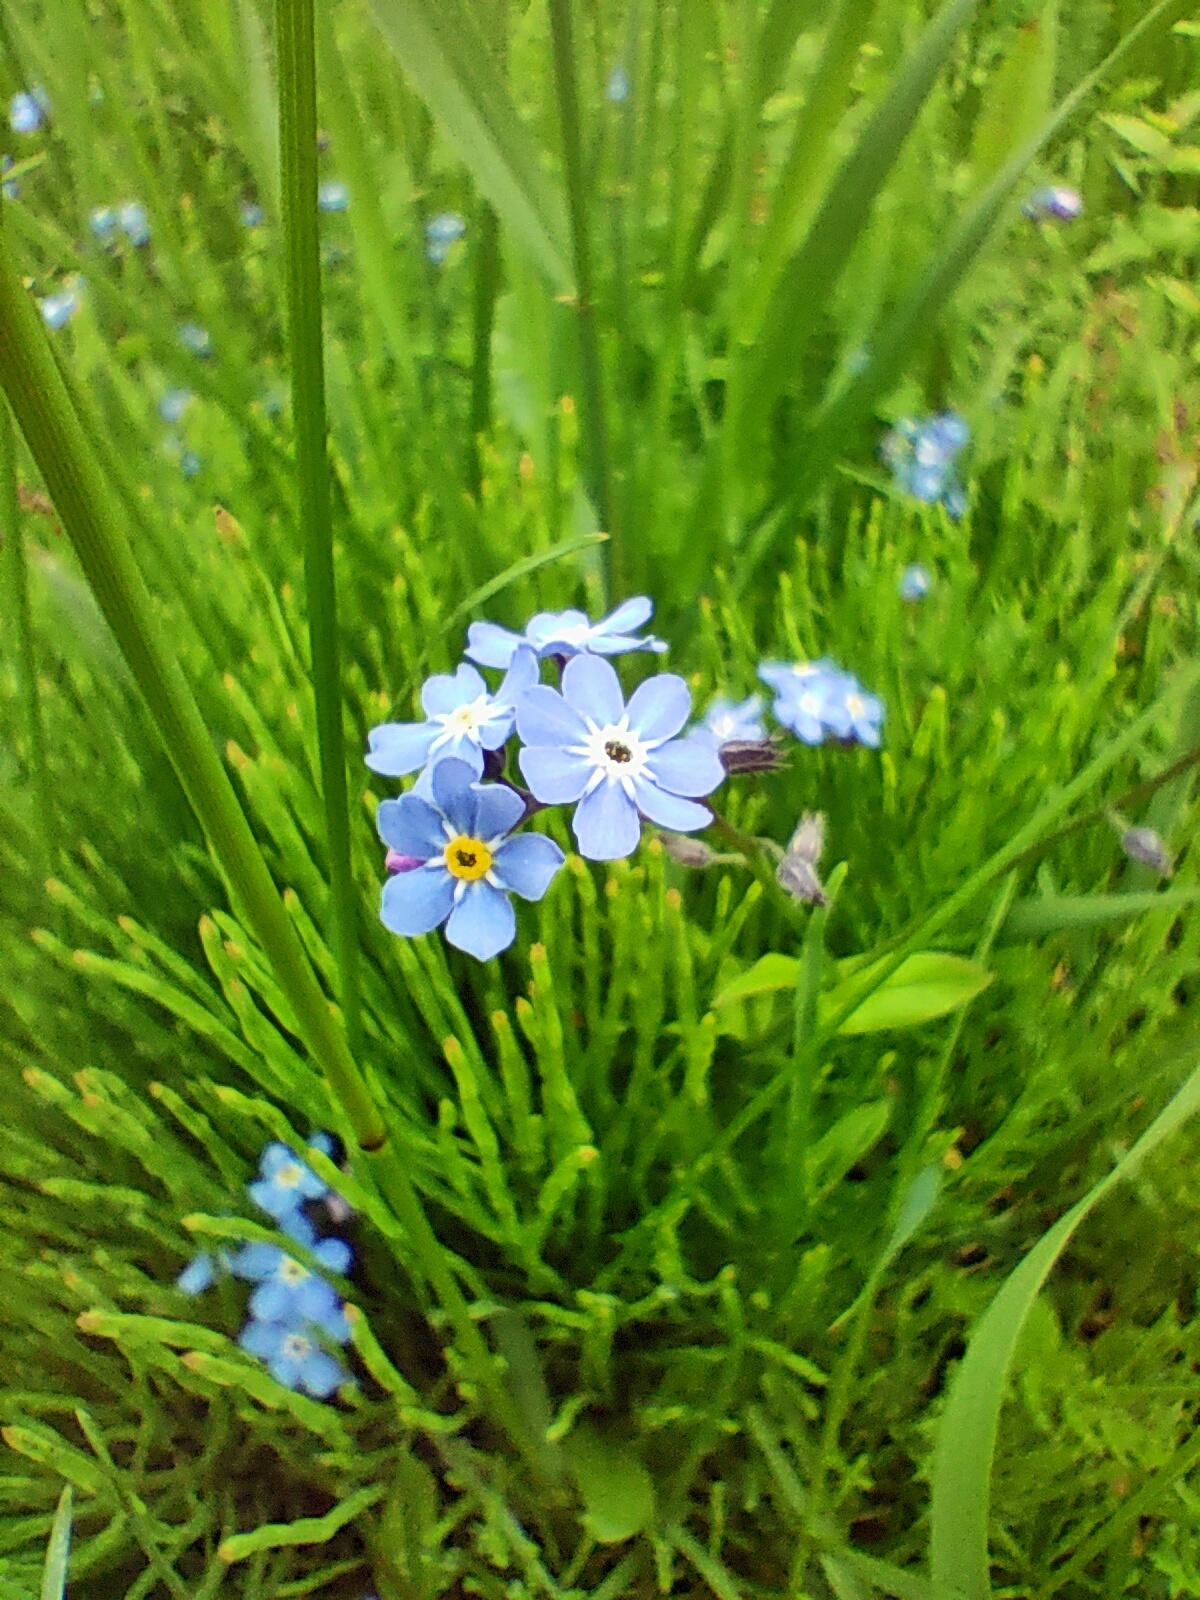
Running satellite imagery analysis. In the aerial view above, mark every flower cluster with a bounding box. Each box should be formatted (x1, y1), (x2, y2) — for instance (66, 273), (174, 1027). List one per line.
(367, 598), (886, 960)
(881, 412), (969, 520)
(177, 1135), (354, 1399)
(426, 213), (466, 266)
(758, 659), (884, 748)
(90, 201), (151, 247)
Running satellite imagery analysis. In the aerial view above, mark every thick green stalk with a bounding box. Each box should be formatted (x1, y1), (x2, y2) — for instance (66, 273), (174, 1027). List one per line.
(548, 0), (617, 592)
(275, 0), (363, 1059)
(0, 395), (53, 884)
(0, 218), (384, 1149)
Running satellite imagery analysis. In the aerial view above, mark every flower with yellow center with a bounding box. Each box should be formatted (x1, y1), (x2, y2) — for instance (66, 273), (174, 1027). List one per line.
(443, 834), (493, 882)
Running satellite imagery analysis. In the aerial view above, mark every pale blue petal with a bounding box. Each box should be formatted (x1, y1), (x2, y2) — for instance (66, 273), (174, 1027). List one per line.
(525, 609), (589, 651)
(176, 1254), (215, 1295)
(365, 722), (436, 777)
(492, 833), (565, 900)
(309, 1299), (352, 1341)
(239, 1319), (284, 1360)
(429, 733), (487, 776)
(495, 645), (540, 708)
(249, 1279), (297, 1321)
(445, 881), (516, 960)
(596, 596), (653, 634)
(477, 710), (517, 751)
(471, 782), (525, 841)
(315, 1237), (352, 1274)
(518, 746), (592, 803)
(516, 684), (589, 747)
(645, 737), (725, 797)
(562, 654), (624, 725)
(631, 776), (712, 832)
(625, 673), (691, 742)
(230, 1241), (283, 1280)
(421, 663), (485, 717)
(267, 1353), (303, 1389)
(296, 1276), (342, 1320)
(299, 1350), (345, 1397)
(587, 632), (667, 655)
(573, 780), (641, 860)
(376, 794), (443, 859)
(466, 621), (525, 668)
(431, 758), (479, 833)
(380, 864), (455, 936)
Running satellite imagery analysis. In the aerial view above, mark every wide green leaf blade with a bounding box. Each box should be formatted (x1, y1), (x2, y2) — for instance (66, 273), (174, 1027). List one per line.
(564, 1424), (655, 1544)
(930, 1053), (1200, 1600)
(714, 953), (991, 1033)
(367, 0), (572, 292)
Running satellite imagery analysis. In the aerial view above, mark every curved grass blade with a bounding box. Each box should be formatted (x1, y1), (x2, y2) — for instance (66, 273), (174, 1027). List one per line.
(930, 1052), (1200, 1600)
(790, 0), (1186, 523)
(1001, 886), (1200, 941)
(275, 0), (363, 1058)
(367, 0), (572, 293)
(40, 1485), (72, 1600)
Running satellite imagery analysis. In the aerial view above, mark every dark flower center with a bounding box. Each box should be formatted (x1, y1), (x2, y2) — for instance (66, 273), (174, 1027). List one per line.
(605, 740), (632, 764)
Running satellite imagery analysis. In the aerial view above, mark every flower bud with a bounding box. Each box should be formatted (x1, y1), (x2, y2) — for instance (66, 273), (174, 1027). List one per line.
(719, 736), (788, 775)
(385, 848), (423, 874)
(776, 812), (828, 906)
(660, 833), (720, 869)
(1121, 826), (1172, 877)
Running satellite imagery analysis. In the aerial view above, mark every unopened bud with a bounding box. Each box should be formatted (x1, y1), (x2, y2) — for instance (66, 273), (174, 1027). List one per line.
(660, 833), (720, 869)
(719, 736), (788, 775)
(1121, 826), (1173, 877)
(385, 849), (422, 874)
(776, 812), (828, 906)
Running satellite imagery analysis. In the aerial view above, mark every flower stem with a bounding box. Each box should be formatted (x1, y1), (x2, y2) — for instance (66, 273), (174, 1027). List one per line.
(275, 0), (363, 1060)
(705, 802), (803, 924)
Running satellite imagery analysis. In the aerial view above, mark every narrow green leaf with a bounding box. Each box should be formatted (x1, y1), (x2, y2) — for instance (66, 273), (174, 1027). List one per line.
(930, 1054), (1200, 1600)
(219, 1485), (386, 1563)
(1002, 887), (1200, 941)
(39, 1486), (72, 1600)
(366, 0), (572, 292)
(808, 1101), (891, 1198)
(564, 1424), (655, 1544)
(275, 0), (363, 1056)
(714, 952), (992, 1033)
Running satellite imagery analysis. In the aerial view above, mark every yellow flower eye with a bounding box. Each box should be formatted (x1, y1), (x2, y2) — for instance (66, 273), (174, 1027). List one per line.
(443, 835), (492, 882)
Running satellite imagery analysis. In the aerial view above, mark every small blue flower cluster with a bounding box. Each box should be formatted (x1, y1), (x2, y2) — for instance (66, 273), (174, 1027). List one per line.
(367, 599), (884, 961)
(178, 321), (213, 358)
(177, 1135), (354, 1399)
(899, 563), (932, 602)
(426, 212), (466, 266)
(39, 283), (81, 329)
(880, 411), (969, 520)
(89, 201), (151, 247)
(9, 87), (49, 135)
(758, 660), (884, 748)
(1022, 184), (1082, 223)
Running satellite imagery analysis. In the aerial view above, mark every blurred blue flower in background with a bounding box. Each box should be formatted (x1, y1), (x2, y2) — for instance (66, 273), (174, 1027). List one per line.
(118, 200), (150, 245)
(899, 563), (932, 601)
(1022, 184), (1083, 222)
(760, 659), (884, 748)
(425, 211), (466, 265)
(176, 1248), (233, 1296)
(881, 411), (969, 520)
(237, 1318), (348, 1398)
(467, 596), (666, 669)
(2, 154), (18, 201)
(39, 287), (79, 329)
(158, 388), (192, 424)
(249, 1139), (330, 1219)
(9, 88), (49, 134)
(606, 65), (631, 103)
(240, 198), (264, 227)
(692, 694), (766, 748)
(180, 449), (201, 480)
(90, 205), (116, 238)
(178, 321), (212, 357)
(317, 179), (348, 213)
(517, 656), (724, 861)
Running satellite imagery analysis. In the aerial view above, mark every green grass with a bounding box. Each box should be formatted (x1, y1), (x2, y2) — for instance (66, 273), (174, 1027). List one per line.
(2, 1), (1200, 1597)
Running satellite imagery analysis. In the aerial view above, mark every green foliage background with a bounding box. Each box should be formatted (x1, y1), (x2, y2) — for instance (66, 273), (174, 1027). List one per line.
(2, 1), (1200, 1597)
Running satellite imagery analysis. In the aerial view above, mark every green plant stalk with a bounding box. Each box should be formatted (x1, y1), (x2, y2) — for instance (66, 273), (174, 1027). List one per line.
(275, 0), (363, 1061)
(0, 212), (537, 1475)
(548, 0), (617, 591)
(0, 393), (53, 884)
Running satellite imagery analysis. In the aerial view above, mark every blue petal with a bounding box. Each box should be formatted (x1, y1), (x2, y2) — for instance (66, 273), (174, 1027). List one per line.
(315, 1236), (352, 1274)
(366, 722), (437, 778)
(515, 685), (589, 747)
(596, 596), (652, 634)
(466, 621), (525, 668)
(496, 645), (540, 707)
(421, 663), (485, 718)
(587, 632), (667, 655)
(525, 609), (589, 651)
(376, 794), (443, 859)
(380, 864), (455, 936)
(445, 881), (516, 960)
(297, 1276), (342, 1320)
(518, 746), (593, 803)
(230, 1240), (283, 1280)
(631, 776), (712, 832)
(471, 781), (525, 841)
(249, 1279), (299, 1321)
(562, 654), (625, 726)
(299, 1350), (346, 1397)
(176, 1253), (216, 1295)
(625, 673), (691, 742)
(239, 1318), (286, 1359)
(267, 1353), (303, 1389)
(492, 833), (565, 900)
(573, 780), (641, 860)
(645, 737), (725, 797)
(773, 699), (826, 745)
(431, 758), (479, 834)
(308, 1298), (352, 1342)
(427, 733), (487, 776)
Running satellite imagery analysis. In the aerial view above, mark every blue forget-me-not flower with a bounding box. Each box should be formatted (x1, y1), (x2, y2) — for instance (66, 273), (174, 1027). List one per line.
(179, 321), (212, 357)
(467, 596), (667, 670)
(606, 65), (631, 103)
(318, 179), (349, 213)
(376, 758), (564, 961)
(240, 198), (264, 227)
(899, 563), (932, 601)
(366, 647), (538, 793)
(159, 388), (192, 424)
(1022, 185), (1082, 222)
(39, 287), (79, 329)
(248, 1137), (333, 1220)
(237, 1318), (348, 1399)
(117, 200), (150, 246)
(9, 88), (48, 135)
(517, 654), (725, 861)
(881, 412), (969, 520)
(426, 212), (466, 265)
(691, 694), (767, 748)
(760, 659), (884, 749)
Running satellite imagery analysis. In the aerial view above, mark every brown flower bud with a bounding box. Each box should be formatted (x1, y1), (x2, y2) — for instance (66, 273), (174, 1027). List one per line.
(719, 736), (788, 774)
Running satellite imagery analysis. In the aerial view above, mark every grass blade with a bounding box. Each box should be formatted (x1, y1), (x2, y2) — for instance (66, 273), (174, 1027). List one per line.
(40, 1485), (72, 1600)
(930, 1051), (1200, 1600)
(367, 0), (572, 293)
(275, 0), (363, 1058)
(1001, 887), (1200, 941)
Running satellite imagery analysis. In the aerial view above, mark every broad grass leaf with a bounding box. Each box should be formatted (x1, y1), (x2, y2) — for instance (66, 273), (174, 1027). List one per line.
(969, 10), (1055, 183)
(563, 1424), (654, 1543)
(714, 953), (991, 1033)
(809, 1100), (891, 1198)
(367, 0), (572, 292)
(930, 1054), (1200, 1600)
(713, 953), (800, 1008)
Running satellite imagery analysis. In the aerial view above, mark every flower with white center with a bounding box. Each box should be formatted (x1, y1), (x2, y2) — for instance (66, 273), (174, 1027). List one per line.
(366, 646), (538, 791)
(465, 596), (667, 670)
(690, 694), (766, 748)
(516, 655), (725, 861)
(237, 1317), (348, 1397)
(375, 759), (564, 961)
